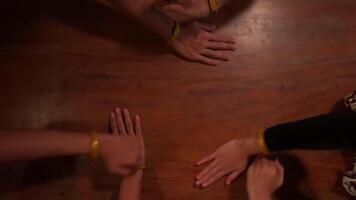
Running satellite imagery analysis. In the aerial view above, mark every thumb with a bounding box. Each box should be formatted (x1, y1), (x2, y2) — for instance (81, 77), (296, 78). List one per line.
(160, 3), (186, 12)
(225, 170), (241, 185)
(275, 159), (284, 186)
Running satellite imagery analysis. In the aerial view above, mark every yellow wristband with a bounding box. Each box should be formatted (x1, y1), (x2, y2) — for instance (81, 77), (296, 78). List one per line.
(257, 129), (269, 154)
(208, 0), (218, 13)
(167, 21), (180, 45)
(91, 131), (99, 159)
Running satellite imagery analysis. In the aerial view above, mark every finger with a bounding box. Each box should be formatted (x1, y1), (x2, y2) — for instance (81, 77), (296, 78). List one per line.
(275, 159), (284, 184)
(196, 160), (218, 180)
(134, 115), (143, 137)
(160, 3), (186, 14)
(196, 55), (219, 66)
(207, 33), (235, 44)
(115, 107), (127, 135)
(110, 112), (119, 136)
(203, 171), (225, 187)
(117, 167), (134, 176)
(196, 152), (216, 166)
(275, 159), (284, 172)
(197, 166), (220, 186)
(201, 49), (230, 61)
(260, 158), (270, 170)
(123, 108), (134, 135)
(225, 170), (241, 185)
(207, 41), (236, 51)
(122, 162), (140, 169)
(247, 162), (254, 176)
(254, 158), (264, 171)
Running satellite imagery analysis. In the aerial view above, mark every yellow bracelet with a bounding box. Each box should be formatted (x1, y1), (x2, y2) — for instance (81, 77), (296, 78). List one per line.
(257, 129), (269, 154)
(208, 0), (218, 13)
(91, 131), (99, 159)
(167, 21), (181, 46)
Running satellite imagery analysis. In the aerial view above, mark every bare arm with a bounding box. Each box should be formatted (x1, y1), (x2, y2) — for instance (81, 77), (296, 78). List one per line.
(109, 106), (145, 200)
(107, 0), (236, 65)
(157, 0), (231, 22)
(0, 108), (144, 177)
(119, 170), (144, 200)
(0, 131), (91, 162)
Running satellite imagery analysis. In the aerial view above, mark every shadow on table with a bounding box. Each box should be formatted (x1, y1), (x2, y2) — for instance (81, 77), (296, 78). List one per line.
(273, 153), (315, 200)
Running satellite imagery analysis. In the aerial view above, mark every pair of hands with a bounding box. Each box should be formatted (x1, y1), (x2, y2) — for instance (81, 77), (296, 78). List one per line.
(158, 0), (236, 66)
(107, 0), (236, 66)
(171, 23), (236, 66)
(196, 139), (284, 199)
(98, 108), (283, 198)
(99, 107), (145, 176)
(247, 158), (284, 200)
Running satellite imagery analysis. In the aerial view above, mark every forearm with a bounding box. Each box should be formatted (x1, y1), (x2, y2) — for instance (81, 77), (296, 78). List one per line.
(264, 111), (356, 151)
(119, 170), (144, 200)
(0, 131), (91, 162)
(137, 8), (174, 40)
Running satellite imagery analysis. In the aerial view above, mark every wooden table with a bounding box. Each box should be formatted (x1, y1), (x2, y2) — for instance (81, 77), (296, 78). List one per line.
(0, 0), (356, 199)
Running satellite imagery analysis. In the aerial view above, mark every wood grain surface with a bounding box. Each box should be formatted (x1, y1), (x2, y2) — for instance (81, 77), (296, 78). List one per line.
(0, 0), (356, 199)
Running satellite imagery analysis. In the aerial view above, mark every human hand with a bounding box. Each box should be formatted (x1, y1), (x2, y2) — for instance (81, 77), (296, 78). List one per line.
(170, 22), (236, 66)
(99, 107), (145, 176)
(156, 0), (210, 21)
(247, 158), (284, 200)
(195, 137), (259, 187)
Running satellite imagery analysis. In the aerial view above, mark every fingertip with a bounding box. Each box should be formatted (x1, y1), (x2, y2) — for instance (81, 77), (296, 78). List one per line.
(209, 61), (219, 66)
(135, 114), (140, 121)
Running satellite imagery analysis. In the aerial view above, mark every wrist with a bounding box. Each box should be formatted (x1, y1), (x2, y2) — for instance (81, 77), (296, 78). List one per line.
(243, 137), (259, 156)
(96, 133), (110, 157)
